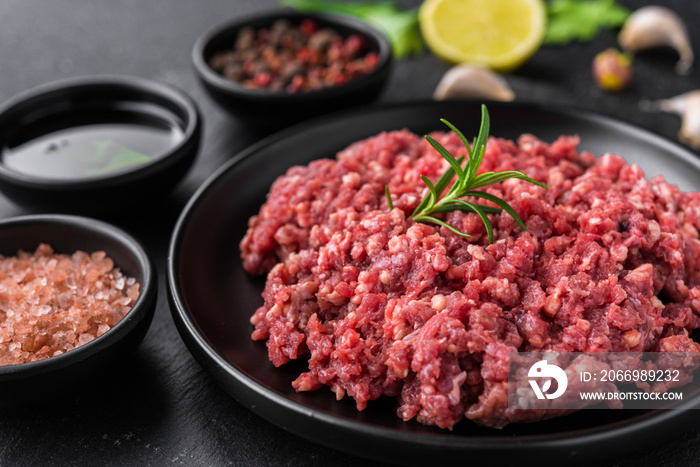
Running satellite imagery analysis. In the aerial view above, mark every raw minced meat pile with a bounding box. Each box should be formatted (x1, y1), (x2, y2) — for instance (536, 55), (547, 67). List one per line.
(240, 128), (700, 429)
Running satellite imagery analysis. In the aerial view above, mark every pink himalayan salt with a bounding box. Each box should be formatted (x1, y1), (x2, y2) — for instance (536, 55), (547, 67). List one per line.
(0, 243), (140, 366)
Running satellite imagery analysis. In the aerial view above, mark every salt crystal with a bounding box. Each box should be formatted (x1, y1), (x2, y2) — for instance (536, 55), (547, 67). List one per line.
(77, 333), (95, 346)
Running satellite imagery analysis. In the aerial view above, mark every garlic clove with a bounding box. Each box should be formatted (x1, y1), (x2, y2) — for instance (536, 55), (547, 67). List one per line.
(618, 6), (694, 75)
(649, 91), (700, 149)
(433, 64), (515, 101)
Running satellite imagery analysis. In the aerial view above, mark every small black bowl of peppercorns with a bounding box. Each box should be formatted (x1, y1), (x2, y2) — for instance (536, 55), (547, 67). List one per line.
(192, 10), (392, 127)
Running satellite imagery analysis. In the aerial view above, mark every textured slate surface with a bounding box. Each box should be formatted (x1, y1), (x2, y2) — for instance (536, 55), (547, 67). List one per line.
(0, 1), (698, 465)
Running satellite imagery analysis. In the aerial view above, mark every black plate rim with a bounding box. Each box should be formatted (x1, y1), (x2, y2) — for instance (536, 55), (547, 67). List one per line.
(167, 100), (700, 457)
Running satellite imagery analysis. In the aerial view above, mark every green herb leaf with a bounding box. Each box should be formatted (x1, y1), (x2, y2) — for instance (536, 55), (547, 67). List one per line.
(433, 154), (464, 199)
(440, 119), (472, 159)
(453, 199), (494, 243)
(388, 105), (548, 242)
(470, 105), (490, 176)
(411, 155), (464, 218)
(469, 171), (549, 190)
(416, 215), (472, 238)
(385, 185), (394, 210)
(425, 135), (464, 180)
(411, 187), (431, 219)
(544, 0), (631, 46)
(464, 191), (528, 232)
(432, 203), (502, 215)
(92, 141), (113, 162)
(85, 141), (152, 176)
(281, 0), (423, 58)
(420, 175), (437, 207)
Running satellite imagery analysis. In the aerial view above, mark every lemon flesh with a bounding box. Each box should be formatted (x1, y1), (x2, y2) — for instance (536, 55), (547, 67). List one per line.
(419, 0), (546, 72)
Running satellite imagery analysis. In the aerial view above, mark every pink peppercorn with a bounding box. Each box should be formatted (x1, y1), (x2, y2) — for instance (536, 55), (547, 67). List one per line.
(287, 75), (306, 93)
(344, 34), (365, 58)
(364, 52), (379, 69)
(300, 19), (318, 36)
(296, 47), (313, 64)
(254, 72), (273, 87)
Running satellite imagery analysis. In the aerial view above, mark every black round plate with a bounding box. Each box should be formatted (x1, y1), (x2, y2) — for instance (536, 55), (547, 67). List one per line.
(167, 101), (700, 466)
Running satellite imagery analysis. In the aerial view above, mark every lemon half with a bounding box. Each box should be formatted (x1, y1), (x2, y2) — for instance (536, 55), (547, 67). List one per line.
(419, 0), (546, 72)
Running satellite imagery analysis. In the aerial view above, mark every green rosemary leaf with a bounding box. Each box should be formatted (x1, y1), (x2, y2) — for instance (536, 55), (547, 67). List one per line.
(465, 191), (528, 232)
(463, 160), (473, 183)
(440, 119), (472, 159)
(385, 185), (394, 210)
(432, 203), (501, 214)
(418, 215), (472, 237)
(412, 155), (465, 217)
(425, 135), (464, 180)
(469, 105), (490, 175)
(472, 145), (487, 181)
(420, 175), (437, 207)
(469, 171), (549, 190)
(411, 191), (430, 218)
(470, 171), (496, 185)
(453, 199), (494, 244)
(433, 154), (464, 198)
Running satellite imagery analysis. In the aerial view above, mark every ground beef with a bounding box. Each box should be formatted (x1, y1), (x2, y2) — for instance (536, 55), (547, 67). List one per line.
(240, 129), (700, 429)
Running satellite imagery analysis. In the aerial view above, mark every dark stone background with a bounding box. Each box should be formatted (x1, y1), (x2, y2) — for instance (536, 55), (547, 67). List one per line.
(0, 1), (698, 465)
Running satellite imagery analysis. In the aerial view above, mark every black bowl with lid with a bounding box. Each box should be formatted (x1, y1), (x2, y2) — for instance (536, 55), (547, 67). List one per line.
(0, 75), (201, 212)
(0, 214), (157, 408)
(192, 10), (392, 127)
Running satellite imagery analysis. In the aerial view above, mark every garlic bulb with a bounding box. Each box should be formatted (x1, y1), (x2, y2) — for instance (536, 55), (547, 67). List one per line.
(618, 6), (694, 75)
(433, 65), (515, 101)
(649, 91), (700, 149)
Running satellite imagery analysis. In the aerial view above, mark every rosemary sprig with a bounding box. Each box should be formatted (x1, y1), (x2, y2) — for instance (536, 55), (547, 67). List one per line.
(387, 105), (548, 243)
(385, 185), (394, 210)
